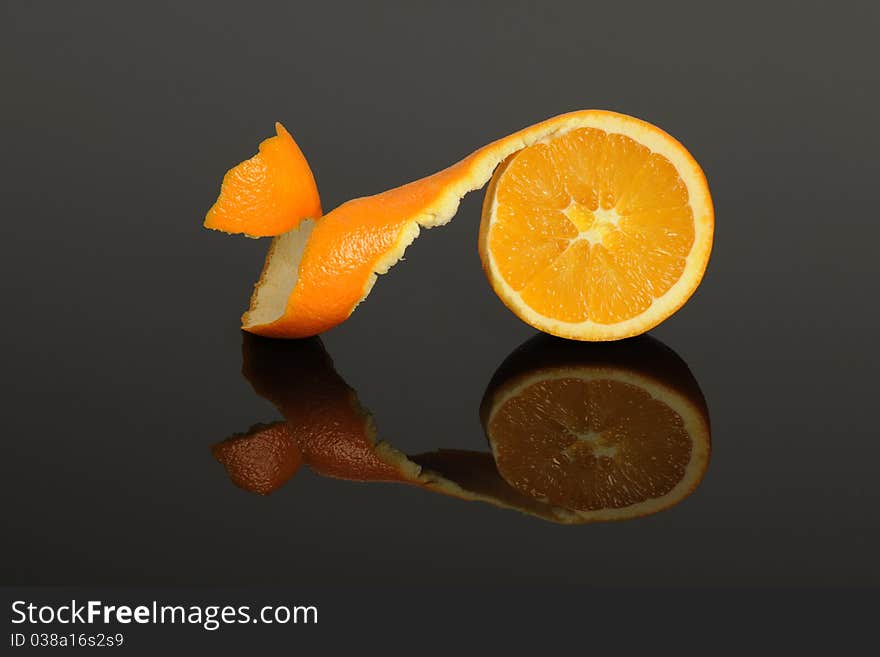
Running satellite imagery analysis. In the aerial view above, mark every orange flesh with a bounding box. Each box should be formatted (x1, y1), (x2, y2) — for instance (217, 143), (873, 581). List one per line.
(205, 123), (321, 237)
(489, 128), (694, 324)
(489, 377), (692, 510)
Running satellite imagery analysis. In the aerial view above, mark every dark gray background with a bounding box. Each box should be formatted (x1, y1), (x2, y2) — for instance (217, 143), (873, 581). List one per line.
(2, 0), (879, 642)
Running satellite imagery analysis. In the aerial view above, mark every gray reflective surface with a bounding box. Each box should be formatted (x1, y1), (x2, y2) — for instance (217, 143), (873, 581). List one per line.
(2, 1), (878, 595)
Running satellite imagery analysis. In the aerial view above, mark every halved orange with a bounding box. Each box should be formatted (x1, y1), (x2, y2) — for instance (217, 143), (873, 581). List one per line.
(480, 334), (711, 522)
(479, 119), (713, 339)
(214, 110), (712, 339)
(204, 123), (321, 237)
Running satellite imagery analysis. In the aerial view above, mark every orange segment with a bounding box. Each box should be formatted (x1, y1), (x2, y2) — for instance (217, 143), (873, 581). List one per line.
(618, 153), (691, 213)
(489, 218), (573, 292)
(229, 111), (711, 339)
(519, 239), (592, 322)
(205, 123), (321, 237)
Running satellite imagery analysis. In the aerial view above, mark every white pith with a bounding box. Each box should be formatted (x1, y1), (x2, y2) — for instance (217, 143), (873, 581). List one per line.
(243, 218), (315, 327)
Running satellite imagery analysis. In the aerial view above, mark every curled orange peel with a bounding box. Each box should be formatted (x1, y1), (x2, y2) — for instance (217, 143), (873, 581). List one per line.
(204, 122), (321, 237)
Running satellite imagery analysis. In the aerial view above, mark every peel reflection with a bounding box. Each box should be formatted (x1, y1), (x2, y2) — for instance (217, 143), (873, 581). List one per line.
(213, 334), (710, 523)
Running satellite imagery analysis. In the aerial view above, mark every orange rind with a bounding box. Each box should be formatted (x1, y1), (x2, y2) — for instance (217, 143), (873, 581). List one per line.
(205, 123), (321, 237)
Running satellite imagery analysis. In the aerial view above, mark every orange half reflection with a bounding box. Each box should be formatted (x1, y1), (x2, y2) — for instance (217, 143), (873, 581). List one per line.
(213, 333), (710, 523)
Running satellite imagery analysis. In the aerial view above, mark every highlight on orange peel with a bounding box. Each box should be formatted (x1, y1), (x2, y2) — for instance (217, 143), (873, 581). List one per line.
(217, 332), (710, 524)
(205, 110), (712, 340)
(204, 123), (321, 237)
